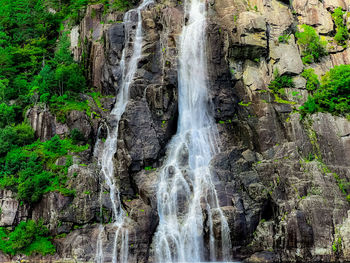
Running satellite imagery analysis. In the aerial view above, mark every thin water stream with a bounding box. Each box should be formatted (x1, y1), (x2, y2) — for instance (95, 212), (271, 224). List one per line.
(95, 0), (153, 262)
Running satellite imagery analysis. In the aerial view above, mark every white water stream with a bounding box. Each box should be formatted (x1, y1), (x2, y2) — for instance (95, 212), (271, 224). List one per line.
(95, 0), (153, 262)
(153, 0), (232, 261)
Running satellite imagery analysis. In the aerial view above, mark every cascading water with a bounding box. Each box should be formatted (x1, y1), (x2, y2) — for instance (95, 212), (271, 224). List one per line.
(153, 0), (232, 261)
(95, 0), (153, 262)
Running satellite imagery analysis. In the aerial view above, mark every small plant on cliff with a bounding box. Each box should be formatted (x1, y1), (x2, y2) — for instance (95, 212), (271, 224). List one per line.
(70, 128), (86, 144)
(332, 236), (342, 253)
(301, 68), (320, 91)
(110, 0), (132, 11)
(295, 24), (327, 64)
(332, 7), (349, 46)
(0, 220), (55, 256)
(268, 70), (295, 96)
(278, 34), (291, 44)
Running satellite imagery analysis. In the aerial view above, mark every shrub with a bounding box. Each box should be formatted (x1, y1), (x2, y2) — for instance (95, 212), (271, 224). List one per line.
(296, 24), (327, 64)
(332, 7), (349, 45)
(12, 123), (35, 146)
(0, 123), (34, 157)
(70, 128), (86, 144)
(278, 34), (291, 43)
(0, 220), (55, 256)
(44, 135), (67, 156)
(268, 70), (295, 95)
(0, 136), (88, 203)
(301, 68), (320, 91)
(0, 103), (15, 128)
(300, 64), (350, 116)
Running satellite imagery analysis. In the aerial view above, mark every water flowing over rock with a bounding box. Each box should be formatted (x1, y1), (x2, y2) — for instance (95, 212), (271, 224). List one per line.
(94, 0), (154, 262)
(153, 0), (232, 261)
(2, 0), (350, 262)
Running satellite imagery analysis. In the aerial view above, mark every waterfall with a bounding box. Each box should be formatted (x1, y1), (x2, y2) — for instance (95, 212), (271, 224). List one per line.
(153, 0), (232, 261)
(95, 0), (153, 262)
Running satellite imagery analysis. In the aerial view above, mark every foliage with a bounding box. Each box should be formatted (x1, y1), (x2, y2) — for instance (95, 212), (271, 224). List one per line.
(278, 34), (291, 44)
(0, 103), (15, 128)
(332, 7), (349, 46)
(0, 0), (60, 103)
(301, 68), (320, 91)
(0, 220), (55, 256)
(300, 64), (350, 116)
(268, 70), (295, 96)
(31, 32), (86, 105)
(0, 0), (89, 125)
(109, 0), (131, 12)
(70, 128), (86, 144)
(0, 135), (87, 203)
(0, 123), (35, 157)
(0, 0), (127, 207)
(295, 24), (327, 64)
(49, 94), (90, 123)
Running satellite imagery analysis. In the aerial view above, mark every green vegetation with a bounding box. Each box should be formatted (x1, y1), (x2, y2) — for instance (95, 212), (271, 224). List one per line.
(301, 68), (320, 91)
(296, 24), (327, 64)
(315, 156), (350, 204)
(300, 65), (350, 117)
(0, 0), (135, 257)
(238, 101), (251, 107)
(332, 7), (349, 46)
(70, 128), (86, 144)
(144, 166), (156, 171)
(278, 34), (291, 44)
(0, 123), (35, 156)
(0, 220), (55, 256)
(0, 0), (130, 126)
(0, 0), (125, 206)
(268, 70), (295, 96)
(0, 135), (87, 203)
(332, 233), (342, 253)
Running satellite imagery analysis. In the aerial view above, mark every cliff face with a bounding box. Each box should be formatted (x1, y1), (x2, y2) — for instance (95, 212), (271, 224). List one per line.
(1, 0), (350, 262)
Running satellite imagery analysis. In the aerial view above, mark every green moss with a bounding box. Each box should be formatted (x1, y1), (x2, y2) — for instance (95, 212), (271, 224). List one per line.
(346, 195), (350, 203)
(55, 233), (67, 239)
(274, 94), (296, 105)
(238, 101), (252, 107)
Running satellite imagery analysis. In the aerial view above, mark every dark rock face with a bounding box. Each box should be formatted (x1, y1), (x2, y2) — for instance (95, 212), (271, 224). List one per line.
(2, 0), (350, 262)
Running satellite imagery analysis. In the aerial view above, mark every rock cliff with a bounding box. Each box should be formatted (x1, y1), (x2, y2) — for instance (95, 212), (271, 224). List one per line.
(1, 0), (350, 262)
